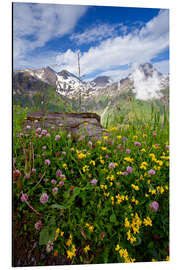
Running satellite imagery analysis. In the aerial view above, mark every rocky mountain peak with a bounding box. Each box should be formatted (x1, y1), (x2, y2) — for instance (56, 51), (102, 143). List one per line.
(91, 76), (113, 88)
(57, 70), (80, 80)
(138, 63), (162, 78)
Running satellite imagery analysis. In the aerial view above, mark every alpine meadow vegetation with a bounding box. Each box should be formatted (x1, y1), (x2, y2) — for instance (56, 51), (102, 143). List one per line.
(13, 103), (169, 265)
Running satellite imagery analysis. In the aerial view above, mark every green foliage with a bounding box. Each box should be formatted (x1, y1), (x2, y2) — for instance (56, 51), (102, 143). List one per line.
(102, 99), (169, 129)
(13, 86), (73, 113)
(13, 105), (169, 265)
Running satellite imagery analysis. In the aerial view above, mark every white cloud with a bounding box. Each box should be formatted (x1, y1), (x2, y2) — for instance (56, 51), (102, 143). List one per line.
(14, 7), (169, 80)
(70, 23), (123, 44)
(131, 67), (163, 100)
(139, 9), (169, 41)
(70, 21), (145, 45)
(13, 3), (88, 66)
(94, 68), (132, 81)
(53, 10), (169, 77)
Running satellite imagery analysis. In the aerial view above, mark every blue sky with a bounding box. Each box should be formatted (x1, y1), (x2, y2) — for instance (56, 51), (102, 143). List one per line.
(13, 2), (169, 81)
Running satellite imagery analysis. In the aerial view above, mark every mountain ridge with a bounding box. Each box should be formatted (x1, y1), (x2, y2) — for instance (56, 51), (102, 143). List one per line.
(13, 62), (169, 102)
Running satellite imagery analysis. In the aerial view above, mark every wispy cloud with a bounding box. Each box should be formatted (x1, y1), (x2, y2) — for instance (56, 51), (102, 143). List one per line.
(70, 21), (144, 45)
(55, 9), (169, 78)
(70, 23), (123, 44)
(96, 68), (132, 82)
(139, 9), (169, 40)
(13, 3), (88, 67)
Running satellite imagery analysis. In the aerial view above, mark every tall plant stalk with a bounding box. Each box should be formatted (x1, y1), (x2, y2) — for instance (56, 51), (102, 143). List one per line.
(77, 52), (82, 112)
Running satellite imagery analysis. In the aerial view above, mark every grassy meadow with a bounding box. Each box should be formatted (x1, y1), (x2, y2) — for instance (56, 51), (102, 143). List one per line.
(12, 103), (169, 266)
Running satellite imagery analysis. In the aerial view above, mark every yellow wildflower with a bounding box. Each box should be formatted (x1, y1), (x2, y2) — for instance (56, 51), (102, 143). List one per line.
(157, 160), (163, 166)
(82, 165), (89, 173)
(111, 196), (114, 204)
(130, 237), (136, 244)
(67, 247), (76, 259)
(78, 153), (86, 160)
(99, 156), (105, 164)
(89, 225), (94, 232)
(104, 192), (110, 197)
(143, 217), (152, 226)
(131, 184), (139, 191)
(126, 230), (136, 244)
(148, 188), (156, 194)
(111, 127), (118, 131)
(149, 153), (157, 162)
(131, 213), (142, 234)
(115, 244), (120, 251)
(140, 161), (148, 170)
(89, 160), (95, 166)
(160, 186), (165, 194)
(160, 155), (169, 160)
(84, 245), (90, 253)
(56, 228), (60, 234)
(55, 228), (60, 240)
(124, 218), (130, 228)
(153, 165), (160, 170)
(124, 157), (134, 163)
(66, 235), (72, 246)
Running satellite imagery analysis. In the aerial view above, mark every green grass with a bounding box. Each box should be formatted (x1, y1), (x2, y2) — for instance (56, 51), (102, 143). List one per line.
(13, 104), (169, 266)
(102, 97), (169, 129)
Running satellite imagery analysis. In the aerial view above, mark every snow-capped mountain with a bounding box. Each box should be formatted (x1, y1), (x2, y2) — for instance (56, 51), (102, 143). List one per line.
(56, 70), (114, 99)
(13, 62), (169, 102)
(56, 69), (85, 98)
(56, 63), (169, 101)
(91, 76), (113, 88)
(15, 66), (57, 86)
